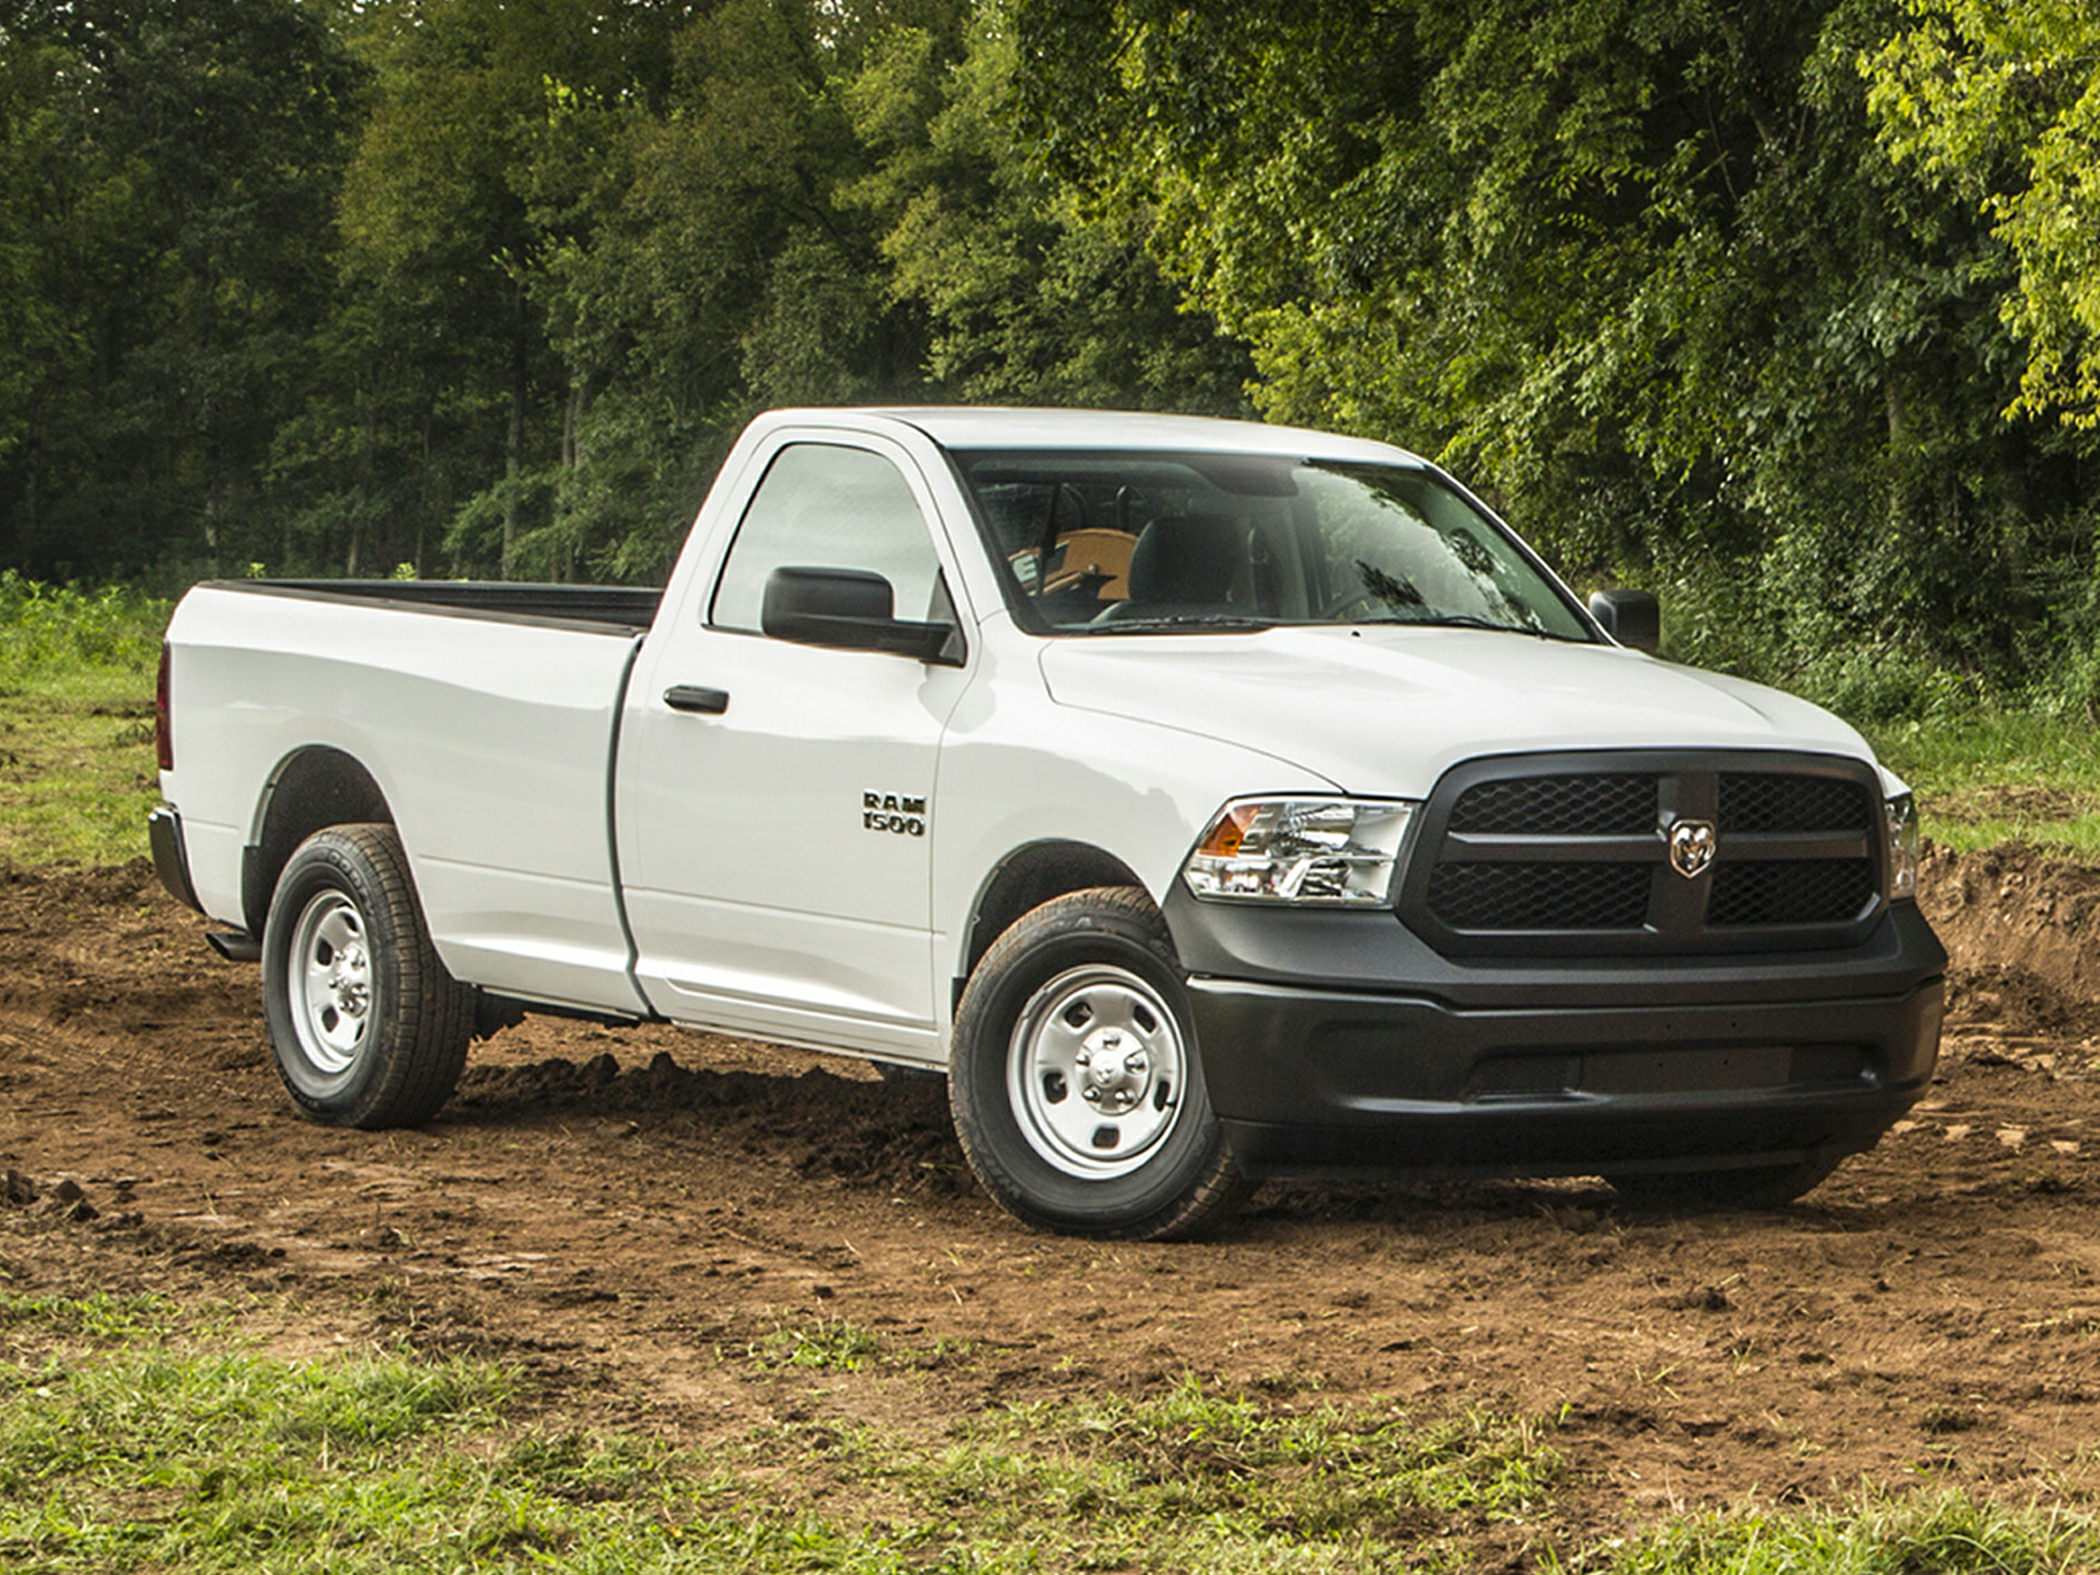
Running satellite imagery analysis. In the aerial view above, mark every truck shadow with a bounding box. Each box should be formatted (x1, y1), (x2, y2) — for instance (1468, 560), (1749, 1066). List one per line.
(437, 1047), (1857, 1233)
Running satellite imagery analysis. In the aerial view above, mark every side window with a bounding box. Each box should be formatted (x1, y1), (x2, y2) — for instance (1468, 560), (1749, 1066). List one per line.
(710, 443), (945, 633)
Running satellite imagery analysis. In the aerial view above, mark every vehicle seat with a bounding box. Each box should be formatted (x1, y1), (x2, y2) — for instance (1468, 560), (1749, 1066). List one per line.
(1095, 514), (1244, 623)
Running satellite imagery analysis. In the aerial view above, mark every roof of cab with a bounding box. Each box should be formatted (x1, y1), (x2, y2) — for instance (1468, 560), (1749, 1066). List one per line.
(752, 406), (1429, 467)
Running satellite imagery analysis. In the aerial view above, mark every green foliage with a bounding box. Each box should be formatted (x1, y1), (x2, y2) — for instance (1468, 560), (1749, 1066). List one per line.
(843, 9), (1252, 414)
(7, 0), (2100, 714)
(0, 0), (363, 581)
(0, 573), (168, 692)
(1009, 0), (2100, 715)
(1867, 1), (2100, 428)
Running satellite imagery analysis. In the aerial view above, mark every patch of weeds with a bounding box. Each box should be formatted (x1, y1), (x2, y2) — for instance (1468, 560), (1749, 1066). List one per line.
(1559, 1490), (2099, 1575)
(748, 1314), (886, 1372)
(831, 1374), (1562, 1569)
(891, 1333), (983, 1372)
(0, 1291), (175, 1343)
(0, 574), (169, 695)
(495, 1429), (675, 1505)
(0, 575), (171, 867)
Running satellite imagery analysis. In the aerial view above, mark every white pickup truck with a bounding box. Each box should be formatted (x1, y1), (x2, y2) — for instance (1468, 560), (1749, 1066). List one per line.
(150, 408), (1945, 1238)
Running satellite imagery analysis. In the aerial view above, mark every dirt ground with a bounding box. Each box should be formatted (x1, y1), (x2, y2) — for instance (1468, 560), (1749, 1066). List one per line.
(8, 844), (2100, 1548)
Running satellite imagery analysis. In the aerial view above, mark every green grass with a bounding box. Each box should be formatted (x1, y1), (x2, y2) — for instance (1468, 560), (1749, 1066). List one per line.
(0, 1295), (1569, 1573)
(1864, 712), (2100, 855)
(0, 573), (171, 868)
(3, 1292), (2097, 1573)
(747, 1314), (888, 1373)
(1557, 1492), (2100, 1575)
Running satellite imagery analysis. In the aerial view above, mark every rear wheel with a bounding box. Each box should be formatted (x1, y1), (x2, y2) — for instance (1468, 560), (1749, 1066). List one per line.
(261, 824), (473, 1128)
(948, 887), (1254, 1239)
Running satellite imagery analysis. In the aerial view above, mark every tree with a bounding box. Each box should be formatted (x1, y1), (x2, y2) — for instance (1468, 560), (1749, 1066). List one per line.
(301, 0), (696, 579)
(843, 10), (1251, 413)
(1866, 1), (2100, 427)
(0, 0), (360, 579)
(1009, 0), (2076, 708)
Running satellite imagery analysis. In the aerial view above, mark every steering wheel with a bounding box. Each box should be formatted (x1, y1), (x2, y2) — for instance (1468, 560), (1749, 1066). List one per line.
(1319, 587), (1385, 622)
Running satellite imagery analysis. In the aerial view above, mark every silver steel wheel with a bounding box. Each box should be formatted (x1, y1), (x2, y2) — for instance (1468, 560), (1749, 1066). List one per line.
(286, 889), (374, 1075)
(1006, 963), (1187, 1180)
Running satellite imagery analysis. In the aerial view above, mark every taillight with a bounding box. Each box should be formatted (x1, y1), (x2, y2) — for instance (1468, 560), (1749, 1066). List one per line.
(155, 642), (173, 772)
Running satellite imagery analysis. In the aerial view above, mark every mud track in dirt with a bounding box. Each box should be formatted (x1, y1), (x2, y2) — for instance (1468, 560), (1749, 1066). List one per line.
(7, 845), (2100, 1543)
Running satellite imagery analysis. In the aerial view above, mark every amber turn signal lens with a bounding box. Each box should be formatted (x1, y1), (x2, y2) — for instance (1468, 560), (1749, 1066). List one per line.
(1195, 804), (1254, 859)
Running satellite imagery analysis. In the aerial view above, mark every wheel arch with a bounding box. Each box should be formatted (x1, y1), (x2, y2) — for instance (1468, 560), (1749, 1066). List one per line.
(243, 746), (395, 936)
(956, 840), (1152, 1008)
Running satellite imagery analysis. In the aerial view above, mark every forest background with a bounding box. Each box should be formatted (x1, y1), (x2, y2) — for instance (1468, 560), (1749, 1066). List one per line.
(1, 0), (2094, 729)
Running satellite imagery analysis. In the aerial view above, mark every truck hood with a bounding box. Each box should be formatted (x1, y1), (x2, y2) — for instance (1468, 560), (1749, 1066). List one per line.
(1037, 626), (1877, 796)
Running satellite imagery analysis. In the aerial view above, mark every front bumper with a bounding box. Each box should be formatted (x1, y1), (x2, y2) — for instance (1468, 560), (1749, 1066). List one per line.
(1165, 890), (1946, 1180)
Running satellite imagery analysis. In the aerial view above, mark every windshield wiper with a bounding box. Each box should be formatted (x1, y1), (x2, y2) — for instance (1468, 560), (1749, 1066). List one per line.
(1084, 613), (1276, 634)
(1363, 612), (1589, 643)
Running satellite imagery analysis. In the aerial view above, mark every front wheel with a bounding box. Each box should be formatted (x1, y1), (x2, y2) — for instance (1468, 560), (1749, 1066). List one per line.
(261, 823), (474, 1128)
(948, 887), (1254, 1239)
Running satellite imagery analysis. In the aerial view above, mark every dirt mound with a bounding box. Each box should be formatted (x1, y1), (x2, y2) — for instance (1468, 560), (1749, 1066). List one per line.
(5, 845), (2100, 1545)
(454, 1050), (965, 1192)
(1923, 842), (2100, 1037)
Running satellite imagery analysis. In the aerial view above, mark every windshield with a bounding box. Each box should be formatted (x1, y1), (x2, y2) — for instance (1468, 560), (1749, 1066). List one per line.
(953, 450), (1593, 640)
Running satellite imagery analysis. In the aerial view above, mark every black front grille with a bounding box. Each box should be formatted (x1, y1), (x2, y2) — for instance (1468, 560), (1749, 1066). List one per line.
(1405, 754), (1886, 957)
(1719, 773), (1870, 835)
(1427, 862), (1651, 930)
(1709, 859), (1876, 927)
(1448, 774), (1655, 836)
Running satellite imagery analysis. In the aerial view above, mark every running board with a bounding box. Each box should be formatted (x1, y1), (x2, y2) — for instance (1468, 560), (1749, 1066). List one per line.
(206, 931), (262, 963)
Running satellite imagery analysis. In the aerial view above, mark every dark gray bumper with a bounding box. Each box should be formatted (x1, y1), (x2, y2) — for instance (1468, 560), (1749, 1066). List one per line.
(1165, 891), (1946, 1180)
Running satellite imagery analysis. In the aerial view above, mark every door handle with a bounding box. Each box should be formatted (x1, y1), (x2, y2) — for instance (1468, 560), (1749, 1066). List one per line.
(663, 685), (729, 715)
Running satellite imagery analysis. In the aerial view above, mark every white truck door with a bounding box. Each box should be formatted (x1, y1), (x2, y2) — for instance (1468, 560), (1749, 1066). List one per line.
(616, 435), (970, 1059)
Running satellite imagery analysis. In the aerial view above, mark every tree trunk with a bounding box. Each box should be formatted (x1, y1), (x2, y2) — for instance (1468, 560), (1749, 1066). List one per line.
(1885, 377), (1908, 532)
(503, 280), (527, 578)
(201, 487), (221, 579)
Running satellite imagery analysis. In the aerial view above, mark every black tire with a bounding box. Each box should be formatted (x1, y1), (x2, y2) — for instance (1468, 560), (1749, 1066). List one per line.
(1607, 1154), (1842, 1211)
(260, 823), (473, 1128)
(949, 887), (1255, 1240)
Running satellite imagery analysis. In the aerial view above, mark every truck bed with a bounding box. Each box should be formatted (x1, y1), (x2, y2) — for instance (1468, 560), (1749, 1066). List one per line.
(163, 579), (658, 1016)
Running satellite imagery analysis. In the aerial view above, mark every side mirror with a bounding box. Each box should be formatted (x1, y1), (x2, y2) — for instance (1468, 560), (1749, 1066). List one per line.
(1587, 588), (1661, 654)
(761, 566), (959, 664)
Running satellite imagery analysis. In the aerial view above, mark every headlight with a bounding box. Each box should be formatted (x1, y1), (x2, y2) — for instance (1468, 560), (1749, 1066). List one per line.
(1886, 792), (1920, 901)
(1182, 798), (1416, 906)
